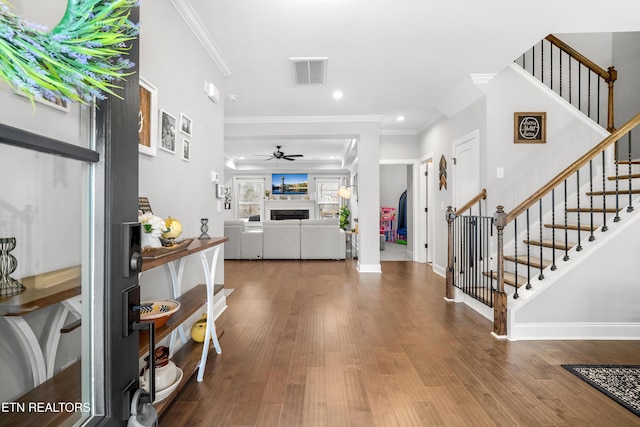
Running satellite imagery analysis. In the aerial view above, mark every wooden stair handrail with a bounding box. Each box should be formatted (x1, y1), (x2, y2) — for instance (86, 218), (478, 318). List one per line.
(506, 112), (640, 224)
(455, 189), (487, 216)
(545, 35), (613, 81)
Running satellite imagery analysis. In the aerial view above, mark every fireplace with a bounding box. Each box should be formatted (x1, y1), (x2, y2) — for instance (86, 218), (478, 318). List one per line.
(270, 209), (310, 220)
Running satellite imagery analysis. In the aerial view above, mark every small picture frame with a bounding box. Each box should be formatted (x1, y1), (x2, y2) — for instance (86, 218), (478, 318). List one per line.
(160, 110), (177, 154)
(138, 77), (158, 156)
(15, 90), (70, 112)
(514, 112), (546, 144)
(179, 113), (193, 137)
(181, 138), (190, 161)
(216, 184), (225, 199)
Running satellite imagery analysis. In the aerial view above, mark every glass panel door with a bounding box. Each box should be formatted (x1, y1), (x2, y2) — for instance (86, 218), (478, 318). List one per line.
(0, 8), (140, 426)
(0, 127), (98, 425)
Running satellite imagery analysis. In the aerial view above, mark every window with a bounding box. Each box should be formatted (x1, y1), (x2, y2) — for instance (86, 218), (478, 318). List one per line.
(236, 178), (264, 220)
(316, 178), (341, 219)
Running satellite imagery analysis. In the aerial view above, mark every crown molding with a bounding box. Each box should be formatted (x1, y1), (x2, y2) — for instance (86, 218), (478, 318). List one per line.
(470, 73), (497, 85)
(224, 115), (385, 124)
(380, 129), (418, 136)
(170, 0), (233, 77)
(416, 112), (444, 135)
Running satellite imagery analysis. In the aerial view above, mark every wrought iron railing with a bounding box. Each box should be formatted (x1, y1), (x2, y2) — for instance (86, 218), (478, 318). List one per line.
(445, 190), (493, 305)
(492, 113), (640, 335)
(515, 34), (617, 132)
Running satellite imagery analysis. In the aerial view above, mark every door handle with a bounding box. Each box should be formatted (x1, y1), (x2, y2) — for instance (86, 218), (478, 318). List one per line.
(123, 222), (142, 278)
(132, 320), (155, 404)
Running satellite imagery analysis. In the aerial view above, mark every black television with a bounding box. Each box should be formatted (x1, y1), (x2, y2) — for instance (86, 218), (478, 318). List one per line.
(272, 173), (308, 194)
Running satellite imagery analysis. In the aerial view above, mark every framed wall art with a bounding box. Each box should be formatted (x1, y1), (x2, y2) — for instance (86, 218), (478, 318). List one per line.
(138, 77), (158, 156)
(179, 113), (193, 137)
(159, 109), (177, 154)
(15, 91), (70, 112)
(514, 112), (546, 144)
(181, 138), (190, 161)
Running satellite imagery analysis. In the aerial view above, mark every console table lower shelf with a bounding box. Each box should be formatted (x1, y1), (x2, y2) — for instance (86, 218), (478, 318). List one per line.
(6, 284), (225, 425)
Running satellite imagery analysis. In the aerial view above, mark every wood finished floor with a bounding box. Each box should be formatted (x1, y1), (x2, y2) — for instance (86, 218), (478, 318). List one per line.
(162, 260), (640, 426)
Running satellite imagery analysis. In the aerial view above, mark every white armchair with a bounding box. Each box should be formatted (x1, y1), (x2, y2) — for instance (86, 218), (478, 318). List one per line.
(223, 220), (244, 259)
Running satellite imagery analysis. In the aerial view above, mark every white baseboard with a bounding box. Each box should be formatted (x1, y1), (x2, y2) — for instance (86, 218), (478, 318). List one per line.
(357, 263), (382, 273)
(509, 322), (640, 341)
(432, 263), (446, 278)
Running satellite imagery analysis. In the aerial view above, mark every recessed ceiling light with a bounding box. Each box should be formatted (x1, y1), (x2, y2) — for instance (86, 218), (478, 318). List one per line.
(227, 94), (238, 101)
(333, 90), (343, 99)
(396, 116), (405, 122)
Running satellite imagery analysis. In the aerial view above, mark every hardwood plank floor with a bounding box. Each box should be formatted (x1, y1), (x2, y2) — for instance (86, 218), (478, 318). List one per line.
(162, 260), (640, 426)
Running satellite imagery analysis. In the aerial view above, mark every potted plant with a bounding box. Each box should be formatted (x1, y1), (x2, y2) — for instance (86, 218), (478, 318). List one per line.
(339, 205), (350, 230)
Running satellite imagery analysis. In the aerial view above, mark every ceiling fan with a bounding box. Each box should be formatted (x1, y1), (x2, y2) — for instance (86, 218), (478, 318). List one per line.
(255, 145), (304, 161)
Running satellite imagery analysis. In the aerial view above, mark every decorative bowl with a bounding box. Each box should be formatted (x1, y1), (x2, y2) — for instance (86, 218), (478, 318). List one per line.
(139, 300), (180, 328)
(143, 360), (178, 392)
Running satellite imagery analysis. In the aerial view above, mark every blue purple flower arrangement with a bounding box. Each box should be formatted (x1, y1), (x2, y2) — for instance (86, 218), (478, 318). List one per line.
(0, 0), (139, 105)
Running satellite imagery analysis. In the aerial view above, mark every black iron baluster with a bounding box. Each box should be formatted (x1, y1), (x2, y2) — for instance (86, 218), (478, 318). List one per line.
(551, 189), (557, 270)
(614, 140), (621, 222)
(597, 74), (601, 126)
(576, 170), (582, 251)
(513, 218), (519, 299)
(569, 57), (572, 106)
(526, 208), (531, 290)
(559, 50), (563, 98)
(589, 160), (595, 241)
(550, 40), (554, 92)
(578, 63), (582, 115)
(538, 199), (544, 280)
(602, 151), (609, 232)
(563, 180), (569, 261)
(587, 69), (592, 121)
(541, 39), (544, 84)
(532, 44), (536, 78)
(490, 217), (495, 307)
(628, 132), (634, 213)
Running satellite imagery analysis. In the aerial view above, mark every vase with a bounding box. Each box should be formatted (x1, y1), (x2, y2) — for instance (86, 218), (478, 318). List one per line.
(141, 232), (162, 249)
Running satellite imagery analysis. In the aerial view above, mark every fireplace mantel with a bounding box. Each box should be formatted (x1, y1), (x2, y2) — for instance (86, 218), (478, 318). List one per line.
(264, 199), (317, 220)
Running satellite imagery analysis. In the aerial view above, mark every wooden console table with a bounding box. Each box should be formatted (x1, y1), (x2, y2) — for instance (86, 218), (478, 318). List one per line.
(141, 237), (228, 386)
(2, 236), (227, 424)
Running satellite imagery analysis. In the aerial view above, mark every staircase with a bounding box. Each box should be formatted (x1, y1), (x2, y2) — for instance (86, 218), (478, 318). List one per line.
(446, 34), (640, 339)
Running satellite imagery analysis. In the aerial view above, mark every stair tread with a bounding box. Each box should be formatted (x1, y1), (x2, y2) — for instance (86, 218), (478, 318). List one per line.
(504, 255), (552, 269)
(566, 207), (619, 213)
(616, 160), (640, 165)
(544, 223), (598, 231)
(483, 271), (527, 288)
(607, 173), (640, 180)
(586, 189), (640, 196)
(525, 239), (575, 251)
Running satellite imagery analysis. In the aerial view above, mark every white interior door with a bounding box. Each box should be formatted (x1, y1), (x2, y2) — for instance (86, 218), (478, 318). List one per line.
(452, 131), (480, 210)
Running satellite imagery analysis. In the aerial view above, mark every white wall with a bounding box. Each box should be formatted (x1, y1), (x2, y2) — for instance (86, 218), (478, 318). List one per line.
(417, 98), (487, 273)
(483, 65), (608, 215)
(511, 204), (640, 339)
(138, 1), (227, 301)
(380, 165), (407, 211)
(613, 32), (640, 127)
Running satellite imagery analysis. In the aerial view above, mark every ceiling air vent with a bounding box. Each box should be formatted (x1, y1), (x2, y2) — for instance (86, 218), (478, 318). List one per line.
(289, 57), (328, 86)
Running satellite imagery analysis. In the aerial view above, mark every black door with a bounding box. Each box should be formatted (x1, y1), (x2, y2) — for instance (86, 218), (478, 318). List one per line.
(0, 6), (142, 425)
